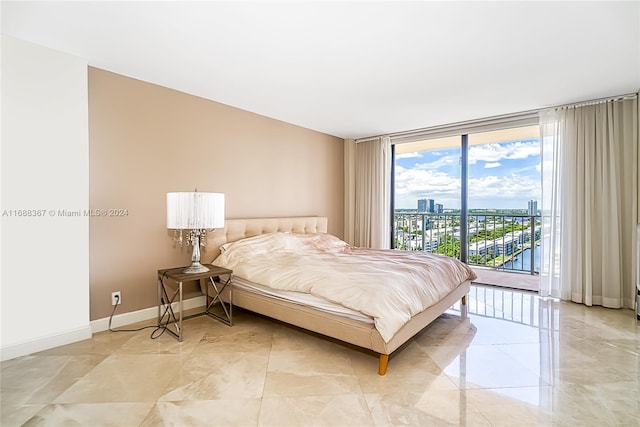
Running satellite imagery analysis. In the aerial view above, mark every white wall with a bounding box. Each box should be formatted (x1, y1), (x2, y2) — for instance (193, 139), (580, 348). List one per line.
(1, 36), (91, 360)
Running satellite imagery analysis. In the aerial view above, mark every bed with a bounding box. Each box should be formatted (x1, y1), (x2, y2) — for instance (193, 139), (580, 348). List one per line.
(201, 216), (476, 375)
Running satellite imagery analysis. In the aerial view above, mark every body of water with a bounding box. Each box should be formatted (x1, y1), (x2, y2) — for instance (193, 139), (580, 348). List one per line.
(503, 244), (540, 272)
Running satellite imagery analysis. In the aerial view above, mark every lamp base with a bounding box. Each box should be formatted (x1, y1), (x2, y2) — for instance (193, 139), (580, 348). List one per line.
(182, 262), (209, 274)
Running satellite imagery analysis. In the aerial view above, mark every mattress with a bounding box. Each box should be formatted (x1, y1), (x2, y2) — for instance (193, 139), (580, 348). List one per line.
(232, 276), (374, 324)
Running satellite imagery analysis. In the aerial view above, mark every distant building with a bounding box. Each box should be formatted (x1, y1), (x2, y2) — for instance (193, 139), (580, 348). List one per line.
(528, 200), (538, 216)
(427, 199), (435, 213)
(435, 203), (444, 214)
(469, 231), (531, 258)
(417, 198), (439, 213)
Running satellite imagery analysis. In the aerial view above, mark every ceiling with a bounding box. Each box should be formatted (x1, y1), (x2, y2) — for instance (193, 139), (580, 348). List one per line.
(2, 1), (639, 139)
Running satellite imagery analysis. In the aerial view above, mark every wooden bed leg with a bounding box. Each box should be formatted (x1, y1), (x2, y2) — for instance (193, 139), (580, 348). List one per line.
(460, 294), (469, 318)
(378, 354), (389, 376)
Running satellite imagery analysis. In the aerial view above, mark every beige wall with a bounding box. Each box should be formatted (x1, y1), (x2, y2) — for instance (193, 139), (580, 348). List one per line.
(89, 67), (344, 320)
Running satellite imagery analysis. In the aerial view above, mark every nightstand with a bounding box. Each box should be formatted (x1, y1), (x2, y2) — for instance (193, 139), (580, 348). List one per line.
(157, 264), (233, 342)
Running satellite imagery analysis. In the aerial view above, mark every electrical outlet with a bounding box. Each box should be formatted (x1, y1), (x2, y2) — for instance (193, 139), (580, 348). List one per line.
(111, 291), (121, 306)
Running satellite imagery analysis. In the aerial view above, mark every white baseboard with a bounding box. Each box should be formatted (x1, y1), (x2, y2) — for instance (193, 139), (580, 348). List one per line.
(0, 325), (93, 362)
(91, 295), (206, 333)
(0, 296), (206, 362)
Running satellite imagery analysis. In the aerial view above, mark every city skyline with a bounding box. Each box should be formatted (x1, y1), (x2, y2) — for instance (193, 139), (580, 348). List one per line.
(395, 138), (541, 210)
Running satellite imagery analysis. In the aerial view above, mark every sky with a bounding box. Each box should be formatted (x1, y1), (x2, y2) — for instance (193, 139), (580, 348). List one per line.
(395, 138), (541, 210)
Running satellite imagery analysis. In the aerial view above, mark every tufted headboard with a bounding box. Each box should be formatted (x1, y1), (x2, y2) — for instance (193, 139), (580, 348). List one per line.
(202, 216), (328, 263)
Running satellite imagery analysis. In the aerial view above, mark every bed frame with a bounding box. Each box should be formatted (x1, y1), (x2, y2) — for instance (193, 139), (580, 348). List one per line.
(201, 216), (470, 375)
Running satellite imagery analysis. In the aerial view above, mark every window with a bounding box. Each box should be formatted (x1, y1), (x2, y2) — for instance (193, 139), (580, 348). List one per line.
(392, 124), (541, 275)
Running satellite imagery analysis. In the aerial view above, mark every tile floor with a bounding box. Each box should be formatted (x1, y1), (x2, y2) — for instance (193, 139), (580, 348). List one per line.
(1, 285), (639, 426)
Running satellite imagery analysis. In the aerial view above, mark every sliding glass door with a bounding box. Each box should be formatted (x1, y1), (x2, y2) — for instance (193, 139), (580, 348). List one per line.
(394, 136), (461, 257)
(393, 125), (541, 276)
(467, 127), (541, 274)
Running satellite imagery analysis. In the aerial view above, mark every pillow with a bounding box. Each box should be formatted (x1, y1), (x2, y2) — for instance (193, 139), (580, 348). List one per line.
(221, 232), (348, 257)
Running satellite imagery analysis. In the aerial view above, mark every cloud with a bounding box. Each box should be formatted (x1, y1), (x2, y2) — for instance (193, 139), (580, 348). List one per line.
(395, 165), (541, 210)
(395, 165), (461, 208)
(467, 173), (541, 209)
(469, 140), (540, 165)
(396, 152), (422, 159)
(468, 174), (540, 199)
(394, 139), (541, 209)
(413, 153), (459, 170)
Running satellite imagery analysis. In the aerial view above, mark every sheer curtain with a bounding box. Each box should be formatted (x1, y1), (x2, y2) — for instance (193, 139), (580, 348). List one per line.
(540, 95), (638, 308)
(539, 110), (563, 298)
(344, 136), (391, 248)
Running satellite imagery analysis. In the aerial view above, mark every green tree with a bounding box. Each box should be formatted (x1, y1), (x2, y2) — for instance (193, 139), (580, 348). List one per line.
(435, 235), (460, 259)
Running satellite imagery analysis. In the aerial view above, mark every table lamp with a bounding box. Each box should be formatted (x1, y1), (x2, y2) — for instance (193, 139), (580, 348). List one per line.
(166, 191), (225, 273)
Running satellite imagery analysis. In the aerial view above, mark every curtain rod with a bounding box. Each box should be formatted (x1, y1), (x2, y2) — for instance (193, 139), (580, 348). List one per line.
(355, 108), (539, 143)
(355, 91), (638, 143)
(549, 92), (637, 111)
(355, 136), (384, 143)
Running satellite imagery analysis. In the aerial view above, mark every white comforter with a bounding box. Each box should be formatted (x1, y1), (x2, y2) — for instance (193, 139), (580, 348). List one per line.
(213, 232), (477, 342)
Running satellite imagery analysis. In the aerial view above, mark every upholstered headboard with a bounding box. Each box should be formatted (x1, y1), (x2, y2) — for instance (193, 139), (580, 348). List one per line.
(202, 216), (328, 263)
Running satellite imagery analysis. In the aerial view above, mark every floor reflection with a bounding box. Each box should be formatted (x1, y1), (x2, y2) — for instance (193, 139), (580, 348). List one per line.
(2, 284), (638, 426)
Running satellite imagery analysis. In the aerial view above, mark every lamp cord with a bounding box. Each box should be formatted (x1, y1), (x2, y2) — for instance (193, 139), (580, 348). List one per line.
(108, 296), (169, 339)
(108, 271), (174, 339)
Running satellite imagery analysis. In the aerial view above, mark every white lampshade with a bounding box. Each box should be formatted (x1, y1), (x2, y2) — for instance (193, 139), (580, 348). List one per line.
(166, 192), (225, 229)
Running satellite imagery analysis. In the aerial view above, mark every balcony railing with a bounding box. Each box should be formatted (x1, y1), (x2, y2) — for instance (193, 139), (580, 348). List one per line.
(394, 212), (541, 275)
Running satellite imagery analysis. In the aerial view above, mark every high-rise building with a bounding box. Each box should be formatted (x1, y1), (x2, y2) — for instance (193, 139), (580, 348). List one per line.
(528, 200), (538, 216)
(435, 203), (444, 214)
(418, 198), (440, 213)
